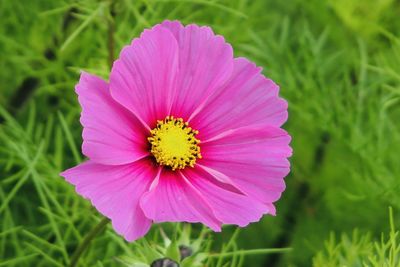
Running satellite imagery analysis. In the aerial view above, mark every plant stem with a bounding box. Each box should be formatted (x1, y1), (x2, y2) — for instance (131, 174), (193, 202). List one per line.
(68, 217), (110, 267)
(209, 248), (292, 258)
(107, 0), (116, 69)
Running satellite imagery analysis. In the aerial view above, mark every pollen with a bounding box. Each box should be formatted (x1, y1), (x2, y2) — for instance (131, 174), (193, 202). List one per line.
(148, 116), (202, 170)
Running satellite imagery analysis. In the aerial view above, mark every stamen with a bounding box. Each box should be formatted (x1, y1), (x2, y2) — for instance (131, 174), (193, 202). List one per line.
(148, 116), (201, 170)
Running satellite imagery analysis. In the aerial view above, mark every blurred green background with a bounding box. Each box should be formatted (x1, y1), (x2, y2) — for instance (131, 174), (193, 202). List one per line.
(1, 0), (400, 266)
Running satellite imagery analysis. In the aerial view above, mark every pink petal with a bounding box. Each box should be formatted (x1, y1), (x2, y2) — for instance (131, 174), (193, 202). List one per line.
(76, 72), (148, 165)
(190, 57), (288, 141)
(140, 169), (222, 231)
(160, 20), (182, 38)
(110, 25), (179, 128)
(182, 167), (269, 227)
(160, 20), (234, 120)
(266, 203), (277, 216)
(199, 125), (291, 204)
(60, 160), (158, 241)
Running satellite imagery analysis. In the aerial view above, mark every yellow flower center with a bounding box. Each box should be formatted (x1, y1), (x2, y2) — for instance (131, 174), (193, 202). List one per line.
(148, 116), (202, 170)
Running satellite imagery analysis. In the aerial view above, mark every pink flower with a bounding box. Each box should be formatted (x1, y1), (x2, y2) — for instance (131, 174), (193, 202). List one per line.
(61, 20), (292, 242)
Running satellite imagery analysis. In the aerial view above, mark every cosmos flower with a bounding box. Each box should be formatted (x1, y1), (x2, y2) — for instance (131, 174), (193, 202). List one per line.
(61, 20), (292, 241)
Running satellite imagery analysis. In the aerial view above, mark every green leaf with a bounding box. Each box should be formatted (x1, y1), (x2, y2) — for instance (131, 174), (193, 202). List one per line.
(166, 240), (180, 262)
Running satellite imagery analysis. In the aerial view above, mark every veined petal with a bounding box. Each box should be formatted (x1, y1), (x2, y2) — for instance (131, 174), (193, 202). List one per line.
(110, 25), (179, 128)
(161, 20), (234, 120)
(140, 169), (222, 231)
(182, 167), (270, 227)
(60, 160), (158, 241)
(191, 57), (288, 141)
(199, 126), (291, 204)
(76, 72), (148, 165)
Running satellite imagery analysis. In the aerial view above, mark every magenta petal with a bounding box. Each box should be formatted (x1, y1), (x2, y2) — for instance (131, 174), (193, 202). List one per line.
(160, 20), (234, 120)
(199, 125), (291, 204)
(191, 57), (288, 140)
(76, 72), (149, 165)
(110, 25), (179, 127)
(266, 203), (277, 216)
(140, 170), (222, 231)
(182, 168), (269, 227)
(60, 160), (158, 241)
(160, 20), (182, 38)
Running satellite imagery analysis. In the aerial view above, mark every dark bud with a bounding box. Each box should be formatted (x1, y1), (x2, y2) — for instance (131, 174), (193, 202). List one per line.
(150, 258), (179, 267)
(8, 77), (39, 114)
(179, 245), (192, 260)
(44, 48), (56, 60)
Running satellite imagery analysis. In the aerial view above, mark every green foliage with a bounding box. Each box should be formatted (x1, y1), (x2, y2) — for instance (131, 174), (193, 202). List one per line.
(313, 208), (400, 267)
(118, 224), (289, 267)
(1, 0), (400, 266)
